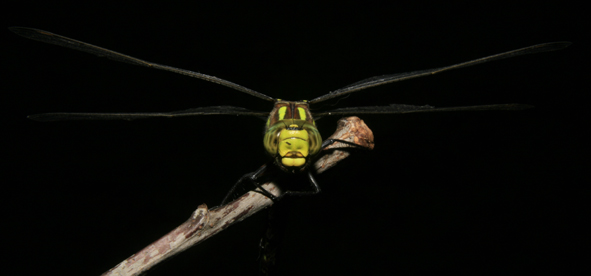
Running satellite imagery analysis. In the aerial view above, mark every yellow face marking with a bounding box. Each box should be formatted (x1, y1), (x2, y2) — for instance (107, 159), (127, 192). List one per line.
(263, 119), (322, 171)
(281, 157), (306, 167)
(278, 106), (287, 121)
(277, 128), (310, 167)
(297, 107), (306, 121)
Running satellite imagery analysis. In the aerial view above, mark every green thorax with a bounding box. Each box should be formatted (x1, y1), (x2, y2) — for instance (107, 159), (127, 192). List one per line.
(265, 100), (316, 129)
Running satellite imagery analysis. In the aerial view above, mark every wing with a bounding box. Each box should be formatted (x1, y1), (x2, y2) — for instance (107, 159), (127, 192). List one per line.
(9, 27), (275, 102)
(309, 42), (571, 104)
(28, 106), (269, 122)
(313, 103), (532, 118)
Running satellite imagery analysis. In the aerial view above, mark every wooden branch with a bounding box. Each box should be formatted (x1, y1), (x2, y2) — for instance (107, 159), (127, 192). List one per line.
(101, 116), (374, 276)
(314, 116), (375, 173)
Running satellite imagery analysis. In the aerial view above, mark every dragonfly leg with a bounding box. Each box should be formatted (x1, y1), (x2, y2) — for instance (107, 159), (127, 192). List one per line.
(221, 163), (278, 205)
(222, 165), (324, 205)
(321, 138), (368, 150)
(275, 170), (322, 201)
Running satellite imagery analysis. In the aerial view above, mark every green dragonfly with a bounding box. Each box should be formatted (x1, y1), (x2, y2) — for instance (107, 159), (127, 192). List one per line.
(10, 27), (570, 202)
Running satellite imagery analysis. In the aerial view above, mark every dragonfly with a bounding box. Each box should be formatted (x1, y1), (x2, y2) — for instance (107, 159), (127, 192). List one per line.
(10, 27), (571, 203)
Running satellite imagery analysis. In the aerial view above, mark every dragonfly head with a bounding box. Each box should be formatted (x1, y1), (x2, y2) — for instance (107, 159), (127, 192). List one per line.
(264, 119), (322, 173)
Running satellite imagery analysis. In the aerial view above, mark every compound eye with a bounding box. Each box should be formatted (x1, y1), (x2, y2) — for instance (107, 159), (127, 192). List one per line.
(303, 123), (322, 156)
(263, 122), (284, 157)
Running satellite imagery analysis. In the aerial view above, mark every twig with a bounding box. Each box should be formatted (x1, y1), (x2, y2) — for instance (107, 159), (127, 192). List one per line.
(101, 116), (374, 276)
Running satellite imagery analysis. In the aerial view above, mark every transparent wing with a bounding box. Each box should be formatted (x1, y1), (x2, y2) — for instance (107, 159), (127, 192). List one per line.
(313, 103), (532, 118)
(28, 106), (269, 122)
(9, 27), (275, 102)
(309, 42), (571, 104)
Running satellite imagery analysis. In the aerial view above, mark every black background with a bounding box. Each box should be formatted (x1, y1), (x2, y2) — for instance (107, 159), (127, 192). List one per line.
(3, 1), (587, 275)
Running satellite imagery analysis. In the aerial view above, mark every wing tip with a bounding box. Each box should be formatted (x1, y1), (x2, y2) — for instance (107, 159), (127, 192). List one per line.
(548, 41), (572, 51)
(8, 26), (34, 35)
(507, 104), (535, 110)
(27, 114), (47, 122)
